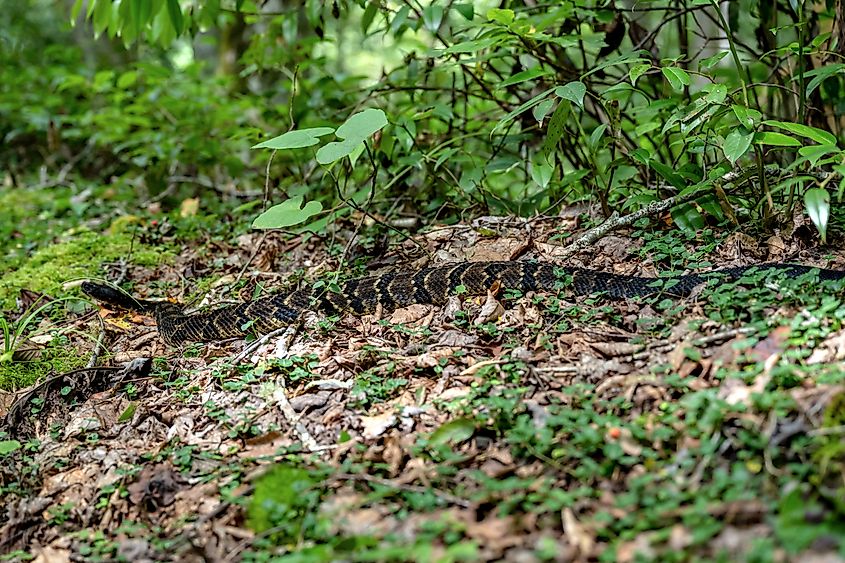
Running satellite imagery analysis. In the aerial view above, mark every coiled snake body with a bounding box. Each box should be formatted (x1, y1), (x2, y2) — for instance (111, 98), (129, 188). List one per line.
(82, 261), (845, 344)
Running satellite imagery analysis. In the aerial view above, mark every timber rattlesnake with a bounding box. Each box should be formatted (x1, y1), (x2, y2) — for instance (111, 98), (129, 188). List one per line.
(82, 261), (845, 344)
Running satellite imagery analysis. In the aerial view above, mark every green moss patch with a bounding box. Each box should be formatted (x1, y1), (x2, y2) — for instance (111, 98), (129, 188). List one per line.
(0, 230), (171, 309)
(0, 345), (89, 390)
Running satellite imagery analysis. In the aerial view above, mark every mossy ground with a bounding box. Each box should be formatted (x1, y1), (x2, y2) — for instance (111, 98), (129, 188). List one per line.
(0, 230), (168, 309)
(0, 346), (89, 390)
(0, 184), (174, 388)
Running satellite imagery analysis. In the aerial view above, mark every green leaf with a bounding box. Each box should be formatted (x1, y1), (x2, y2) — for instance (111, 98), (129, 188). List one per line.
(337, 109), (388, 140)
(499, 67), (552, 89)
(429, 418), (475, 446)
(805, 188), (830, 243)
(117, 70), (138, 88)
(763, 121), (837, 145)
(361, 0), (378, 34)
(699, 51), (729, 69)
(118, 402), (137, 423)
(583, 51), (649, 78)
(486, 8), (514, 25)
(698, 194), (726, 222)
(0, 440), (21, 455)
(252, 196), (323, 229)
(804, 63), (845, 96)
(247, 464), (317, 536)
(589, 124), (607, 151)
(798, 143), (837, 166)
(391, 4), (410, 35)
(132, 0), (151, 39)
(671, 202), (705, 233)
(650, 160), (686, 190)
(540, 101), (570, 161)
(630, 148), (650, 165)
(774, 488), (845, 553)
(723, 127), (753, 164)
(532, 99), (554, 123)
(629, 64), (650, 85)
(492, 87), (556, 133)
(530, 156), (553, 189)
(753, 131), (801, 147)
(71, 0), (85, 22)
(166, 0), (183, 34)
(422, 5), (443, 32)
(453, 4), (474, 20)
(732, 105), (762, 128)
(316, 108), (388, 165)
(701, 83), (727, 104)
(93, 0), (112, 35)
(661, 66), (690, 91)
(252, 127), (335, 150)
(555, 81), (587, 108)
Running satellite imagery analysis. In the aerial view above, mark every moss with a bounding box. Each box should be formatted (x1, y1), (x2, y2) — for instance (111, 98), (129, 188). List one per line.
(0, 226), (172, 389)
(0, 342), (90, 390)
(0, 186), (76, 273)
(0, 230), (173, 309)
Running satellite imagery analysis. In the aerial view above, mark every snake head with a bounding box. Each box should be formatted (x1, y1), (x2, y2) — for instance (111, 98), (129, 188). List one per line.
(81, 282), (155, 313)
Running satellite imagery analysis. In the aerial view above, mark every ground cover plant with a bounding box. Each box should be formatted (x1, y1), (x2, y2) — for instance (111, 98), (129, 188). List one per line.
(1, 0), (845, 560)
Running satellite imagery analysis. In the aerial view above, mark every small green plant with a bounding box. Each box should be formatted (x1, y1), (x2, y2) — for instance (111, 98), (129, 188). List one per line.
(246, 463), (328, 544)
(46, 502), (75, 525)
(0, 296), (73, 364)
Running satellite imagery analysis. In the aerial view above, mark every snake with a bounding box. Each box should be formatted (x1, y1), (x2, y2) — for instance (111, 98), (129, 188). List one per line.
(81, 261), (845, 344)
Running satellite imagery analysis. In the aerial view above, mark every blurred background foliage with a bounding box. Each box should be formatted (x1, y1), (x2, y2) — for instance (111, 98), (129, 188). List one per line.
(2, 0), (845, 253)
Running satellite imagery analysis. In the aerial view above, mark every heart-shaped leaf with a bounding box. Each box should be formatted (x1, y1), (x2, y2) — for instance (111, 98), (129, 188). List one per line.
(723, 127), (753, 164)
(252, 127), (335, 150)
(530, 155), (553, 188)
(555, 81), (587, 108)
(335, 108), (388, 140)
(316, 109), (388, 165)
(252, 196), (323, 229)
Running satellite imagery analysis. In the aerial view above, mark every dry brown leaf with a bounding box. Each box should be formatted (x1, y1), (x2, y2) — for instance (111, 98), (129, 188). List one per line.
(473, 291), (504, 326)
(360, 412), (397, 440)
(32, 546), (71, 563)
(464, 514), (522, 553)
(179, 197), (200, 217)
(127, 464), (183, 509)
(389, 304), (433, 325)
(562, 507), (595, 557)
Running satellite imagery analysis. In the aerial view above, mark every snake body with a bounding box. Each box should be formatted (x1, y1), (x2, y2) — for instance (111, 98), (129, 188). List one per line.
(81, 261), (845, 344)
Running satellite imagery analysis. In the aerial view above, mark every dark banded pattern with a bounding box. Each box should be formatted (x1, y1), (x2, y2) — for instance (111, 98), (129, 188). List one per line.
(82, 261), (845, 344)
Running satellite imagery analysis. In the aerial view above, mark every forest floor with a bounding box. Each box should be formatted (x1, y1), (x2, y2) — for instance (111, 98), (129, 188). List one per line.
(1, 209), (845, 561)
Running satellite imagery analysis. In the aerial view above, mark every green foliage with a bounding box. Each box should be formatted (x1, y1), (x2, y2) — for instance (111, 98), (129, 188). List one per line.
(0, 440), (21, 455)
(0, 231), (169, 309)
(252, 196), (323, 230)
(0, 297), (76, 364)
(72, 0), (196, 46)
(246, 464), (326, 544)
(4, 6), (845, 557)
(6, 1), (845, 234)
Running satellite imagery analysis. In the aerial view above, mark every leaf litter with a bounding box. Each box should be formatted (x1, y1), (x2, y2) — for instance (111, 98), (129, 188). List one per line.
(1, 217), (844, 561)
